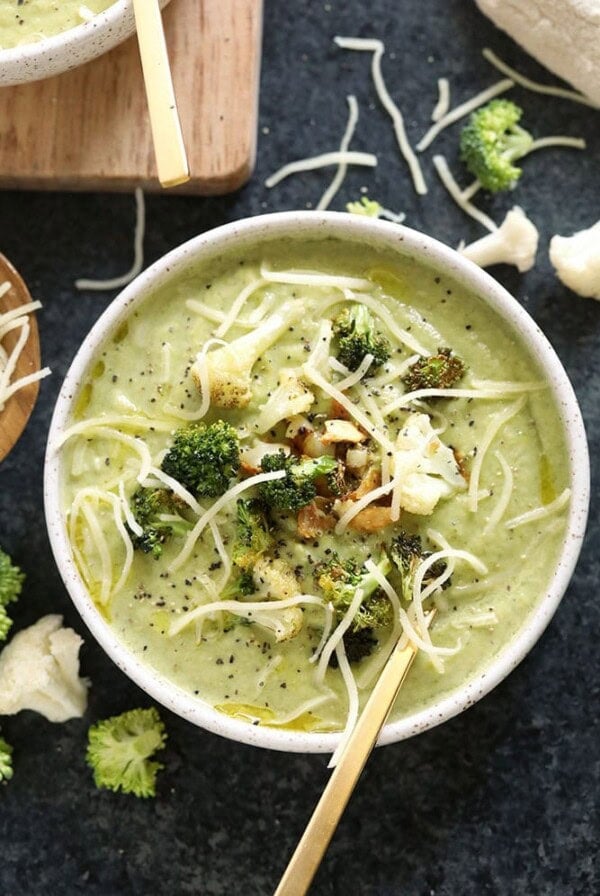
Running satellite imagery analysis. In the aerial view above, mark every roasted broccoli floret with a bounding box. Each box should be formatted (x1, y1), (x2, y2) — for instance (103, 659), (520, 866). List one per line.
(387, 532), (450, 602)
(221, 570), (257, 601)
(332, 304), (390, 372)
(402, 347), (466, 392)
(329, 627), (378, 666)
(0, 547), (24, 642)
(0, 732), (13, 783)
(129, 487), (193, 559)
(315, 553), (393, 632)
(86, 707), (167, 798)
(161, 420), (240, 498)
(190, 300), (303, 408)
(460, 99), (533, 193)
(231, 499), (272, 571)
(259, 451), (339, 512)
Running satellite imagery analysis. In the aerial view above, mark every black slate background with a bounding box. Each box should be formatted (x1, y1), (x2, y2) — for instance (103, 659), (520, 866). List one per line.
(0, 1), (599, 894)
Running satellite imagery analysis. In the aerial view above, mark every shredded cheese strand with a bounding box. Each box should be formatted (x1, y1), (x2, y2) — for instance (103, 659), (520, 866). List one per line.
(316, 587), (365, 683)
(505, 488), (571, 530)
(168, 470), (286, 572)
(319, 291), (429, 356)
(169, 593), (328, 637)
(335, 479), (396, 535)
(482, 48), (599, 109)
(317, 95), (360, 211)
(431, 77), (451, 122)
(382, 383), (542, 417)
(75, 188), (145, 291)
(468, 397), (525, 513)
(215, 279), (266, 338)
(327, 639), (359, 768)
(483, 451), (514, 536)
(432, 155), (498, 232)
(334, 36), (427, 195)
(418, 78), (514, 151)
(53, 414), (174, 450)
(528, 136), (587, 153)
(332, 353), (374, 391)
(260, 264), (372, 292)
(265, 151), (377, 189)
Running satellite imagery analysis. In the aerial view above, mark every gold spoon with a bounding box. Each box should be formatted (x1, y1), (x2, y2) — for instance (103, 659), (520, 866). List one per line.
(132, 0), (190, 188)
(0, 254), (42, 463)
(274, 611), (435, 896)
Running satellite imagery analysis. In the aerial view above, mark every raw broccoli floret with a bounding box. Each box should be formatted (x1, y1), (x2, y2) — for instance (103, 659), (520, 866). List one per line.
(161, 420), (240, 498)
(190, 300), (303, 408)
(0, 547), (24, 643)
(402, 347), (466, 391)
(128, 487), (193, 559)
(387, 532), (450, 602)
(315, 553), (393, 632)
(259, 451), (339, 512)
(460, 99), (533, 193)
(332, 304), (390, 372)
(86, 707), (167, 798)
(231, 499), (272, 570)
(0, 733), (13, 783)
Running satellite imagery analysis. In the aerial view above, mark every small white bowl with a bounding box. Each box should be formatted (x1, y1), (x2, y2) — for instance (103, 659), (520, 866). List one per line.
(44, 212), (590, 753)
(0, 0), (170, 86)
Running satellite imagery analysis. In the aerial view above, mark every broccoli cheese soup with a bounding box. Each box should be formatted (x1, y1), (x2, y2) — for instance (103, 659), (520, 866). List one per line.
(55, 233), (574, 748)
(0, 0), (113, 48)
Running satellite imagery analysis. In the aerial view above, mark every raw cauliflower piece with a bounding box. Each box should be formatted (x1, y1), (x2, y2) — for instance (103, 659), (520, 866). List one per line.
(549, 220), (600, 299)
(475, 0), (600, 106)
(392, 413), (466, 515)
(0, 615), (89, 722)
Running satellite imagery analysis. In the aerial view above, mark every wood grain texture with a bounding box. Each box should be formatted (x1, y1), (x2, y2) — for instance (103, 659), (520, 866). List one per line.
(0, 0), (263, 195)
(0, 255), (41, 463)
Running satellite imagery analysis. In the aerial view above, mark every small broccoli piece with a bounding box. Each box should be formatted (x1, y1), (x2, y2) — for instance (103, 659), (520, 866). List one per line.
(221, 570), (257, 600)
(86, 707), (167, 798)
(231, 499), (272, 571)
(190, 300), (303, 408)
(460, 99), (533, 193)
(161, 420), (240, 498)
(346, 197), (383, 217)
(332, 304), (390, 373)
(0, 733), (13, 783)
(129, 487), (193, 559)
(260, 451), (339, 512)
(402, 348), (466, 392)
(387, 532), (450, 603)
(0, 548), (24, 642)
(329, 628), (378, 666)
(315, 553), (393, 632)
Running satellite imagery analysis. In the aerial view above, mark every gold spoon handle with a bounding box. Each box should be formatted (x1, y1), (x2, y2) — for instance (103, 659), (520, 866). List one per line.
(274, 614), (434, 896)
(132, 0), (189, 188)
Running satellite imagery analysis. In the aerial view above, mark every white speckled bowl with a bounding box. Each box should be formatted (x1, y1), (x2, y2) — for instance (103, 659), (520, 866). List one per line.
(0, 0), (170, 86)
(44, 212), (589, 753)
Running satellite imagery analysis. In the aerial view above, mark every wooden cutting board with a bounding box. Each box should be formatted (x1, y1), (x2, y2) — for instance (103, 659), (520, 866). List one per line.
(0, 0), (263, 195)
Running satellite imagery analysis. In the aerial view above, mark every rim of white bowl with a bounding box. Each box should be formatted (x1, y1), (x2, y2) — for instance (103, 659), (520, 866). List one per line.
(0, 0), (170, 84)
(44, 211), (590, 754)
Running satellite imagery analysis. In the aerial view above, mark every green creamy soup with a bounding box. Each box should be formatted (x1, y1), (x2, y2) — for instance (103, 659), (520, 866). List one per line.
(0, 0), (113, 48)
(60, 238), (570, 735)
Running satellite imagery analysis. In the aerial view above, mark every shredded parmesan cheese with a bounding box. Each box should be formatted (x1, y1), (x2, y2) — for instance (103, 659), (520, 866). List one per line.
(432, 155), (498, 232)
(505, 488), (571, 530)
(482, 48), (599, 109)
(327, 638), (359, 768)
(0, 295), (51, 413)
(431, 77), (451, 122)
(482, 451), (514, 536)
(75, 188), (145, 291)
(265, 151), (377, 189)
(334, 36), (427, 195)
(468, 397), (525, 513)
(317, 95), (360, 211)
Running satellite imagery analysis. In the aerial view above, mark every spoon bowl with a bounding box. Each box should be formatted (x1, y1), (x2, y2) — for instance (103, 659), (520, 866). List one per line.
(0, 254), (42, 462)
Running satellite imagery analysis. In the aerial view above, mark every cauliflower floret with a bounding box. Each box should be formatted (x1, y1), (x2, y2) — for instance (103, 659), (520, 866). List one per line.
(0, 615), (89, 722)
(191, 301), (303, 408)
(549, 220), (600, 299)
(460, 206), (539, 272)
(392, 413), (466, 515)
(254, 370), (315, 433)
(250, 557), (304, 642)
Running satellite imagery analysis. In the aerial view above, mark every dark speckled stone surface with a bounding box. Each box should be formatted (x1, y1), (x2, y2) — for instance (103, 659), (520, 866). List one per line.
(0, 2), (598, 894)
